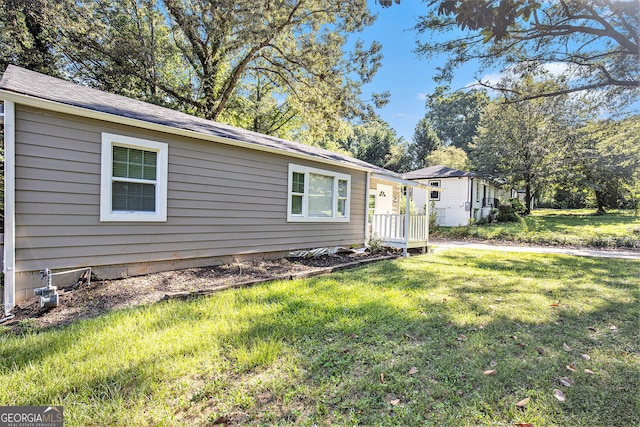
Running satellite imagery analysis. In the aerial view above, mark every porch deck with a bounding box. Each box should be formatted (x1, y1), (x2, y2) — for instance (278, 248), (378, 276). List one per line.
(370, 214), (429, 254)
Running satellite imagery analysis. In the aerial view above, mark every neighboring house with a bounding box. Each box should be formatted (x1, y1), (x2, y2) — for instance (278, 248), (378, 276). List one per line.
(0, 65), (430, 313)
(515, 189), (535, 211)
(405, 165), (512, 227)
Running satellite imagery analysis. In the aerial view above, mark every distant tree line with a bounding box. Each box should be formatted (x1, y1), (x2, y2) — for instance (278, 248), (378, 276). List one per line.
(408, 76), (640, 214)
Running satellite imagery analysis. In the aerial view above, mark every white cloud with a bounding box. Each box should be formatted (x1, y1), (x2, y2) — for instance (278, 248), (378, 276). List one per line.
(395, 112), (421, 120)
(542, 62), (570, 76)
(470, 62), (572, 88)
(417, 92), (427, 100)
(472, 72), (503, 88)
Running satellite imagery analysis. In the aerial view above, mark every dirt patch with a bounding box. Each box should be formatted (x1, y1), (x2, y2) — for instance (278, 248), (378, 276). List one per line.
(2, 251), (397, 331)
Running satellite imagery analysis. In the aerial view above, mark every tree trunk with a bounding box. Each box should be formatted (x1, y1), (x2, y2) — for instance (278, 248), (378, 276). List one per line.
(594, 189), (607, 215)
(524, 183), (532, 214)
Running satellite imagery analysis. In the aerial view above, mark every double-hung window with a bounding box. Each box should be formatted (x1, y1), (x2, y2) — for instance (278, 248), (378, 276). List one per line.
(287, 164), (350, 222)
(100, 133), (168, 222)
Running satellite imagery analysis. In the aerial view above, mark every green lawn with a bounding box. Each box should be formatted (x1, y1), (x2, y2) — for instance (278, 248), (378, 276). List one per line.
(432, 209), (640, 249)
(1, 249), (638, 426)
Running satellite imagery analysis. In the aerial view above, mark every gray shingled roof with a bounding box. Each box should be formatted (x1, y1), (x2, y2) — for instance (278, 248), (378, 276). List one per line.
(404, 165), (478, 179)
(0, 65), (399, 177)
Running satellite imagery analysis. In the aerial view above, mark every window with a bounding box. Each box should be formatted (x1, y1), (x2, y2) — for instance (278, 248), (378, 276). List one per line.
(290, 172), (305, 215)
(337, 179), (348, 217)
(367, 194), (376, 223)
(287, 164), (350, 222)
(101, 133), (168, 222)
(429, 180), (441, 201)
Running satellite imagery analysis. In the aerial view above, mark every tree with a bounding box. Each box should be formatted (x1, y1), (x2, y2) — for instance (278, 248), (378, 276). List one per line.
(415, 1), (639, 106)
(471, 77), (573, 213)
(60, 0), (185, 108)
(56, 0), (386, 143)
(383, 141), (412, 173)
(425, 146), (469, 170)
(0, 0), (61, 75)
(219, 72), (300, 139)
(377, 0), (400, 6)
(424, 86), (489, 152)
(563, 117), (640, 213)
(408, 117), (440, 169)
(334, 120), (410, 172)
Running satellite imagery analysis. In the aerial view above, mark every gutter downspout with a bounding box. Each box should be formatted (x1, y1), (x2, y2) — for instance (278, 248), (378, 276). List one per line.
(3, 101), (15, 316)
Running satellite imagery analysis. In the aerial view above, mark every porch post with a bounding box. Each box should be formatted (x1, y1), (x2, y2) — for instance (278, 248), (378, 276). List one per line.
(425, 187), (429, 252)
(364, 172), (371, 245)
(403, 185), (409, 257)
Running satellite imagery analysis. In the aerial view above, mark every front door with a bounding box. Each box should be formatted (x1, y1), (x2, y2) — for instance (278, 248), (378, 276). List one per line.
(375, 184), (393, 214)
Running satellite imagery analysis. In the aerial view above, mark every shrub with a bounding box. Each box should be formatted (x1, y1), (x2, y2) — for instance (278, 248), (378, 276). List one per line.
(508, 198), (527, 215)
(429, 200), (437, 229)
(367, 233), (384, 254)
(497, 203), (520, 222)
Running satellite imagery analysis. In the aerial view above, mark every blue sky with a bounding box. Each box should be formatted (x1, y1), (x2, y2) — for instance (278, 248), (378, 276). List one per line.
(357, 1), (639, 142)
(356, 1), (471, 142)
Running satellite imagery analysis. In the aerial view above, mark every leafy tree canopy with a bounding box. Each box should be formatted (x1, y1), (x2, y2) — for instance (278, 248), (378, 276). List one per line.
(0, 0), (61, 76)
(2, 0), (386, 145)
(471, 76), (576, 212)
(414, 0), (639, 106)
(424, 86), (489, 152)
(425, 146), (469, 170)
(408, 117), (441, 169)
(332, 119), (410, 172)
(561, 116), (640, 212)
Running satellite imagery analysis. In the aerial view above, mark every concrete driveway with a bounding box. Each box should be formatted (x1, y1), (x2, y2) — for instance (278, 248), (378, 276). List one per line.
(431, 240), (640, 260)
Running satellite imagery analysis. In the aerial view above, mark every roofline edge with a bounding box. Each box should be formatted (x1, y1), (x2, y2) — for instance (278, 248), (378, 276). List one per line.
(0, 89), (393, 176)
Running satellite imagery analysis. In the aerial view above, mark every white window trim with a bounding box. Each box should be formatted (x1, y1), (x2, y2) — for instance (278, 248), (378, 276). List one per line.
(100, 133), (168, 222)
(287, 164), (351, 223)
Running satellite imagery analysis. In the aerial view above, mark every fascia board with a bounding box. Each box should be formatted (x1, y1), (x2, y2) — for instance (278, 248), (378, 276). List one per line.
(0, 90), (374, 174)
(375, 173), (441, 190)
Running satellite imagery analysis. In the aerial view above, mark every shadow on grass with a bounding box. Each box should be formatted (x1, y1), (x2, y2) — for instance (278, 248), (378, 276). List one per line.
(1, 251), (638, 426)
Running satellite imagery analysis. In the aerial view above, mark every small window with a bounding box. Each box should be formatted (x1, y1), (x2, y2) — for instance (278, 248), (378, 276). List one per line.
(367, 194), (376, 223)
(337, 179), (348, 217)
(287, 164), (350, 222)
(290, 172), (305, 215)
(429, 180), (441, 201)
(101, 133), (168, 222)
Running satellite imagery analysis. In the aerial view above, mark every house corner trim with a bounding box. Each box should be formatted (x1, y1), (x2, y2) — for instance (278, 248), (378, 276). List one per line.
(3, 100), (15, 316)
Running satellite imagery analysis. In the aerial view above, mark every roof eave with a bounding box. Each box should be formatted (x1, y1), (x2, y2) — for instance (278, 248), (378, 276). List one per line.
(372, 172), (439, 189)
(0, 89), (393, 177)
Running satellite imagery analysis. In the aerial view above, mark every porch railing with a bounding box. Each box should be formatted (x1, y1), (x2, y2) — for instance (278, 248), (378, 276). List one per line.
(482, 198), (500, 208)
(371, 214), (428, 244)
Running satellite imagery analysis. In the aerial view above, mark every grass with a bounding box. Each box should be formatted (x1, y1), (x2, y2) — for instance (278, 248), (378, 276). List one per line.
(0, 249), (638, 426)
(432, 208), (640, 249)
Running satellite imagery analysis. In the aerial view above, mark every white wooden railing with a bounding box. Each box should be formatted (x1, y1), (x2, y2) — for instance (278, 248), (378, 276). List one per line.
(371, 214), (428, 244)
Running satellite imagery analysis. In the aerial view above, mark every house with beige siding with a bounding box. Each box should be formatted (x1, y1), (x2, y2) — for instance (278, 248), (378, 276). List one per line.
(1, 65), (431, 314)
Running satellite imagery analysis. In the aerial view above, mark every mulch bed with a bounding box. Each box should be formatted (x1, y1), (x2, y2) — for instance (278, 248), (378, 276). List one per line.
(2, 251), (398, 332)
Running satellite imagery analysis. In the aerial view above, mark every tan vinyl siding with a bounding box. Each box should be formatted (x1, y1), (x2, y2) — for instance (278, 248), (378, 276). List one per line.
(13, 105), (366, 273)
